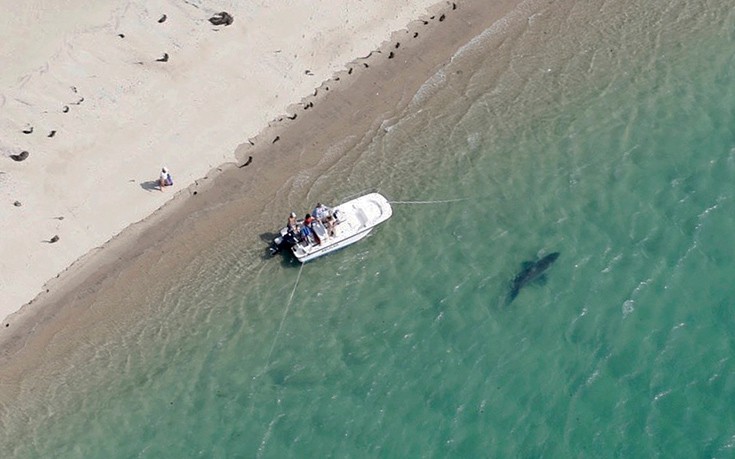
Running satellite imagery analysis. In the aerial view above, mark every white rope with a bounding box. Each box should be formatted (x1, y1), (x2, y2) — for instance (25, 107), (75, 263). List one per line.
(263, 262), (305, 369)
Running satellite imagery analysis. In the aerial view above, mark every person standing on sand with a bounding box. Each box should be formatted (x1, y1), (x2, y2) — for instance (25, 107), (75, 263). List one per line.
(159, 167), (173, 191)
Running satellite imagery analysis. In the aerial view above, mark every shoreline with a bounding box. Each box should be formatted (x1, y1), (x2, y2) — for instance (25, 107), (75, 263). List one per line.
(0, 0), (523, 371)
(0, 0), (448, 322)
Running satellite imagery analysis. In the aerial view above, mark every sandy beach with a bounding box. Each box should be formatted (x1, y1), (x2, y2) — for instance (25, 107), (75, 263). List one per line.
(0, 0), (522, 368)
(0, 0), (464, 320)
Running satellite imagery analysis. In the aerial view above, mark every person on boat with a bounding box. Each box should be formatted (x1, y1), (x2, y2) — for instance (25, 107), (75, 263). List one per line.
(324, 213), (336, 237)
(313, 202), (332, 221)
(299, 223), (314, 245)
(303, 213), (321, 244)
(312, 203), (336, 238)
(287, 211), (298, 232)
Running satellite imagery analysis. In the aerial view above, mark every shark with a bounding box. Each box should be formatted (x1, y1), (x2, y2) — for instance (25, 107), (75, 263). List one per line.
(507, 252), (560, 303)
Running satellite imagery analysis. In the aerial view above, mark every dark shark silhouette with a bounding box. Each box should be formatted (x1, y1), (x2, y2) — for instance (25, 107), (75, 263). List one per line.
(508, 252), (560, 303)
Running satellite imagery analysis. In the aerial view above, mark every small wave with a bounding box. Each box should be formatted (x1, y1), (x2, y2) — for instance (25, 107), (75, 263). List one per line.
(601, 253), (623, 274)
(585, 368), (600, 385)
(722, 433), (735, 450)
(652, 389), (672, 402)
(569, 307), (588, 327)
(622, 299), (635, 318)
(409, 0), (544, 109)
(467, 132), (481, 150)
(449, 0), (543, 63)
(409, 69), (446, 107)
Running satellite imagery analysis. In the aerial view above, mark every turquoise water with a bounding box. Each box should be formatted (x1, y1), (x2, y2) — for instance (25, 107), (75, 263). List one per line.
(2, 0), (735, 456)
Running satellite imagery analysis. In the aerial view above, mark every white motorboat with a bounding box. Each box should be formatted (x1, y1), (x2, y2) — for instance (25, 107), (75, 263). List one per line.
(270, 192), (393, 262)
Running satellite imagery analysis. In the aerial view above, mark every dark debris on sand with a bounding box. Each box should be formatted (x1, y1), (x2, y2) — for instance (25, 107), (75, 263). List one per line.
(10, 151), (29, 162)
(209, 12), (233, 26)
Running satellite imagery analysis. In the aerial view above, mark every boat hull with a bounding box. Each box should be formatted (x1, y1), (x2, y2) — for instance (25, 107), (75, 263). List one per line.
(292, 227), (374, 262)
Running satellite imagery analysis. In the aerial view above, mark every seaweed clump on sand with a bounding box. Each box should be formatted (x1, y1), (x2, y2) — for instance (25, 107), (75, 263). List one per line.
(209, 12), (233, 26)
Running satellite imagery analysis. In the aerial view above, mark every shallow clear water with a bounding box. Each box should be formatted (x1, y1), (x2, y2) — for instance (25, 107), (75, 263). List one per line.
(3, 0), (735, 457)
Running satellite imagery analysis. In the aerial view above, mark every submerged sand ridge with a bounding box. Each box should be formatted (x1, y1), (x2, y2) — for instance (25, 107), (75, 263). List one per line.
(0, 0), (455, 321)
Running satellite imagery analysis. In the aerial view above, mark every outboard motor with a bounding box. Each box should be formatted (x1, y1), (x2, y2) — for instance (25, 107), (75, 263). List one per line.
(270, 228), (300, 256)
(268, 240), (281, 256)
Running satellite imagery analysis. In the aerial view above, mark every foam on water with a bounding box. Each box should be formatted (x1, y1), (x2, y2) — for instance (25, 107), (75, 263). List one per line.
(2, 0), (735, 456)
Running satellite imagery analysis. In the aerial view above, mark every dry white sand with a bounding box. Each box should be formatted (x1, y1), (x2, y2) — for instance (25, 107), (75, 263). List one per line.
(0, 0), (451, 321)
